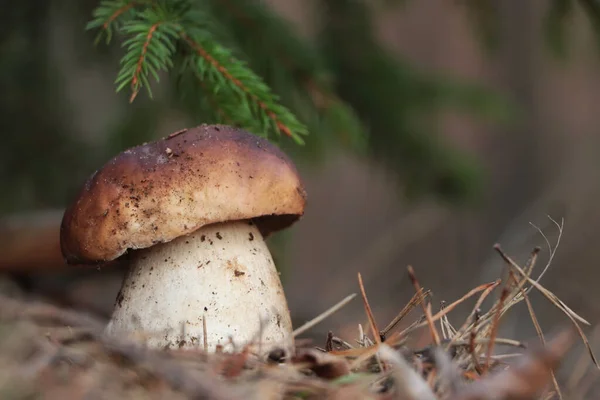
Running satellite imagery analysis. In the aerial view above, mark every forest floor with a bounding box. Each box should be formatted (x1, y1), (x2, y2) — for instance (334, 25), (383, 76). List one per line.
(0, 244), (597, 400)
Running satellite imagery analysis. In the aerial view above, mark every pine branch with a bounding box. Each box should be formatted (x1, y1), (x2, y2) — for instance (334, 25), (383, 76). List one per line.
(208, 0), (366, 151)
(176, 52), (281, 137)
(103, 3), (137, 29)
(87, 0), (308, 144)
(180, 32), (305, 142)
(87, 0), (145, 44)
(118, 19), (178, 102)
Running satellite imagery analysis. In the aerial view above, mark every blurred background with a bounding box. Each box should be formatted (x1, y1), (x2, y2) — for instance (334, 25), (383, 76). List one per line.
(2, 0), (600, 395)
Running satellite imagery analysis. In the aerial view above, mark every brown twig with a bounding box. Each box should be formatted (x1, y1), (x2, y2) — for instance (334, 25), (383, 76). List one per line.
(357, 273), (386, 372)
(524, 246), (541, 278)
(330, 336), (353, 350)
(449, 329), (575, 400)
(325, 332), (334, 352)
(446, 279), (502, 349)
(103, 2), (137, 29)
(380, 288), (430, 340)
(406, 278), (498, 340)
(440, 301), (448, 340)
(434, 281), (499, 326)
(482, 286), (510, 374)
(494, 244), (599, 369)
(513, 270), (563, 399)
(528, 216), (564, 291)
(357, 273), (381, 345)
(469, 309), (482, 375)
(408, 265), (440, 346)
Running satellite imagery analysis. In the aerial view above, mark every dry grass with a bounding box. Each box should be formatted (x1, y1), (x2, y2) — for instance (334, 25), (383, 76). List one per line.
(0, 221), (598, 399)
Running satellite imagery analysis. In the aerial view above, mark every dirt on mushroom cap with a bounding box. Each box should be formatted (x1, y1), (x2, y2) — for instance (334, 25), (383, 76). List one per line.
(60, 124), (307, 265)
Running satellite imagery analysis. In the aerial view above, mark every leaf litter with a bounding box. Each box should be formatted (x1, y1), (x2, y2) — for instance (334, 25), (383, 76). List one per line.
(0, 216), (598, 399)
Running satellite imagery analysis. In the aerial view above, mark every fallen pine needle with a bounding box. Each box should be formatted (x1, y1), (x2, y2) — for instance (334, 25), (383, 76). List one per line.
(408, 265), (441, 346)
(293, 293), (357, 337)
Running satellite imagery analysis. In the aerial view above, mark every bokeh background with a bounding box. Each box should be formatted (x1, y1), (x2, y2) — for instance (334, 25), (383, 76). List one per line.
(2, 0), (600, 396)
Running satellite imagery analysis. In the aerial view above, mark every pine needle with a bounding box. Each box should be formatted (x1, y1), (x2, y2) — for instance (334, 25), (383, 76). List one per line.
(408, 265), (441, 346)
(515, 270), (563, 399)
(87, 0), (309, 144)
(494, 244), (599, 369)
(380, 288), (430, 339)
(357, 273), (382, 346)
(482, 286), (509, 374)
(292, 294), (357, 338)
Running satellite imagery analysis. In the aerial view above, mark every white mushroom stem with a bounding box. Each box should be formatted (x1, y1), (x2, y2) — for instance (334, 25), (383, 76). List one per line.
(104, 220), (293, 354)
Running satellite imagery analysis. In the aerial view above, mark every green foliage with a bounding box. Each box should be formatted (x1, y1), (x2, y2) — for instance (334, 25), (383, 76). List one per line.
(87, 0), (308, 144)
(84, 0), (600, 204)
(86, 0), (518, 204)
(205, 0), (367, 158)
(3, 0), (599, 214)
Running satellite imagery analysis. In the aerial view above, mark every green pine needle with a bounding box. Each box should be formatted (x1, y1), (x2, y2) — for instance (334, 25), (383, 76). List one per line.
(207, 0), (366, 152)
(86, 0), (309, 144)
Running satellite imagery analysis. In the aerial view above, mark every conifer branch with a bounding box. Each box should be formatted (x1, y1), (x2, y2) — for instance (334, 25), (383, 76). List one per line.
(217, 0), (337, 113)
(103, 2), (137, 29)
(87, 0), (308, 144)
(195, 71), (235, 125)
(209, 0), (365, 148)
(181, 33), (295, 139)
(129, 22), (161, 102)
(88, 0), (145, 43)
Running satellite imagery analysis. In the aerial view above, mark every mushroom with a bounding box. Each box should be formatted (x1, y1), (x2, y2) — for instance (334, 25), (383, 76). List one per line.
(60, 124), (307, 354)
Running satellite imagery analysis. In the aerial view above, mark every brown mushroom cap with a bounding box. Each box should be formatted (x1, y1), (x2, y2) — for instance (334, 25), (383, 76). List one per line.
(60, 124), (307, 264)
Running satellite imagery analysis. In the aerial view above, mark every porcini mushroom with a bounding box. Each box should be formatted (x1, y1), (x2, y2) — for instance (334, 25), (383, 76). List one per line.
(60, 124), (306, 353)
